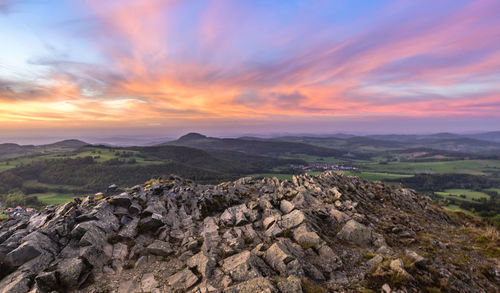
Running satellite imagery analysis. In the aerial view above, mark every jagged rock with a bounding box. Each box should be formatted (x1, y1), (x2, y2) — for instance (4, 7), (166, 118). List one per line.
(293, 224), (321, 247)
(220, 204), (248, 226)
(390, 258), (410, 278)
(263, 216), (276, 230)
(336, 219), (385, 248)
(221, 250), (272, 282)
(367, 255), (383, 267)
(118, 279), (140, 293)
(0, 172), (498, 293)
(0, 271), (33, 293)
(223, 277), (277, 293)
(34, 271), (58, 292)
(141, 273), (158, 292)
(110, 193), (132, 208)
(280, 200), (295, 214)
(406, 249), (426, 268)
(382, 283), (391, 293)
(57, 257), (91, 290)
(119, 217), (139, 239)
(138, 213), (163, 232)
(277, 275), (302, 293)
(265, 222), (283, 238)
(187, 251), (216, 278)
(147, 240), (173, 256)
(112, 243), (128, 261)
(264, 241), (300, 276)
(167, 268), (199, 291)
(280, 210), (305, 229)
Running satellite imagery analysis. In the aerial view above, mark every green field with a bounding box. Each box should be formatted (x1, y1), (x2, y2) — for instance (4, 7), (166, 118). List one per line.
(443, 204), (475, 216)
(343, 171), (413, 181)
(32, 192), (76, 205)
(362, 160), (500, 175)
(0, 147), (161, 173)
(485, 188), (500, 194)
(436, 189), (490, 202)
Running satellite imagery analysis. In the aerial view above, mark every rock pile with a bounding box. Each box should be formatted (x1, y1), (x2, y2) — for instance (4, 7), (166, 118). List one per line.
(0, 172), (498, 292)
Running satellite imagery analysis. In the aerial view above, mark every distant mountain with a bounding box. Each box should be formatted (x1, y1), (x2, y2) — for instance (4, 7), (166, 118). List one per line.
(465, 131), (500, 143)
(0, 139), (90, 160)
(164, 133), (347, 157)
(44, 139), (89, 148)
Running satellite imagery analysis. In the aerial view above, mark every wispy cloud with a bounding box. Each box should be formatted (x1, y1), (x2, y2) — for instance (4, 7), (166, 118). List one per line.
(0, 0), (499, 131)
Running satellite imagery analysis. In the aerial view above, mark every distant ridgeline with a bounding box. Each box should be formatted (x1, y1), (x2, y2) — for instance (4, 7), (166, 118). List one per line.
(0, 132), (500, 228)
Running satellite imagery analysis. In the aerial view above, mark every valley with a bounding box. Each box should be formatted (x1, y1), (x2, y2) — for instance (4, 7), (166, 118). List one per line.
(1, 132), (500, 229)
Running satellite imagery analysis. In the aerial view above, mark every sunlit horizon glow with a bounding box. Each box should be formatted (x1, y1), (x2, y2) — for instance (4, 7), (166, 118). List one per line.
(0, 0), (499, 135)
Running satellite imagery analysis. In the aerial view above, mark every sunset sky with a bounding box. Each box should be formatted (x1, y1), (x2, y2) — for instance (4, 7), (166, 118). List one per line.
(0, 0), (499, 138)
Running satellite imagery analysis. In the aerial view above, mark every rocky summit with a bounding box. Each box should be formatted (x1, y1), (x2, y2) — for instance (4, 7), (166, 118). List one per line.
(0, 172), (499, 293)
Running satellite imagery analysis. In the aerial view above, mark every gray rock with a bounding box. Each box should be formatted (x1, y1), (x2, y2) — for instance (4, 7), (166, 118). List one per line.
(138, 213), (163, 232)
(280, 200), (295, 214)
(263, 242), (297, 275)
(118, 279), (140, 293)
(222, 250), (272, 282)
(4, 240), (42, 268)
(119, 217), (139, 239)
(293, 224), (321, 247)
(147, 240), (173, 256)
(367, 255), (383, 267)
(167, 268), (199, 291)
(336, 220), (386, 248)
(263, 216), (276, 230)
(220, 204), (249, 226)
(57, 257), (90, 290)
(265, 222), (283, 238)
(280, 210), (305, 229)
(110, 193), (132, 208)
(35, 271), (58, 292)
(112, 243), (128, 261)
(141, 273), (159, 292)
(277, 275), (302, 293)
(382, 283), (391, 293)
(0, 271), (33, 293)
(223, 277), (277, 293)
(187, 251), (216, 278)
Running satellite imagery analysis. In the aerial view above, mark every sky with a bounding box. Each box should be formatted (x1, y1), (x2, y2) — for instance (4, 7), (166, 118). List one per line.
(0, 0), (499, 140)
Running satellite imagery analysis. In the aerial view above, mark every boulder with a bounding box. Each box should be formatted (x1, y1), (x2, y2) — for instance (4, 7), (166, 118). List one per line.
(187, 251), (216, 278)
(147, 240), (173, 256)
(292, 225), (321, 247)
(280, 200), (295, 214)
(263, 242), (296, 275)
(56, 257), (91, 290)
(4, 241), (42, 268)
(138, 213), (163, 232)
(0, 271), (33, 293)
(277, 275), (302, 293)
(222, 250), (272, 282)
(118, 279), (140, 293)
(141, 273), (159, 292)
(336, 220), (385, 248)
(280, 210), (305, 229)
(223, 277), (277, 293)
(220, 204), (248, 226)
(34, 271), (58, 292)
(167, 268), (199, 291)
(112, 243), (128, 261)
(109, 193), (132, 208)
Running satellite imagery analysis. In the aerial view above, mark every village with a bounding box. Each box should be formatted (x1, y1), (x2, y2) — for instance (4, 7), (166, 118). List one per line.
(0, 202), (37, 218)
(290, 163), (357, 172)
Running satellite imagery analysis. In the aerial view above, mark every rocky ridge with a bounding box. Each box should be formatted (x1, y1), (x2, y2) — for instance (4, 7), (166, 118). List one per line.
(0, 171), (498, 292)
